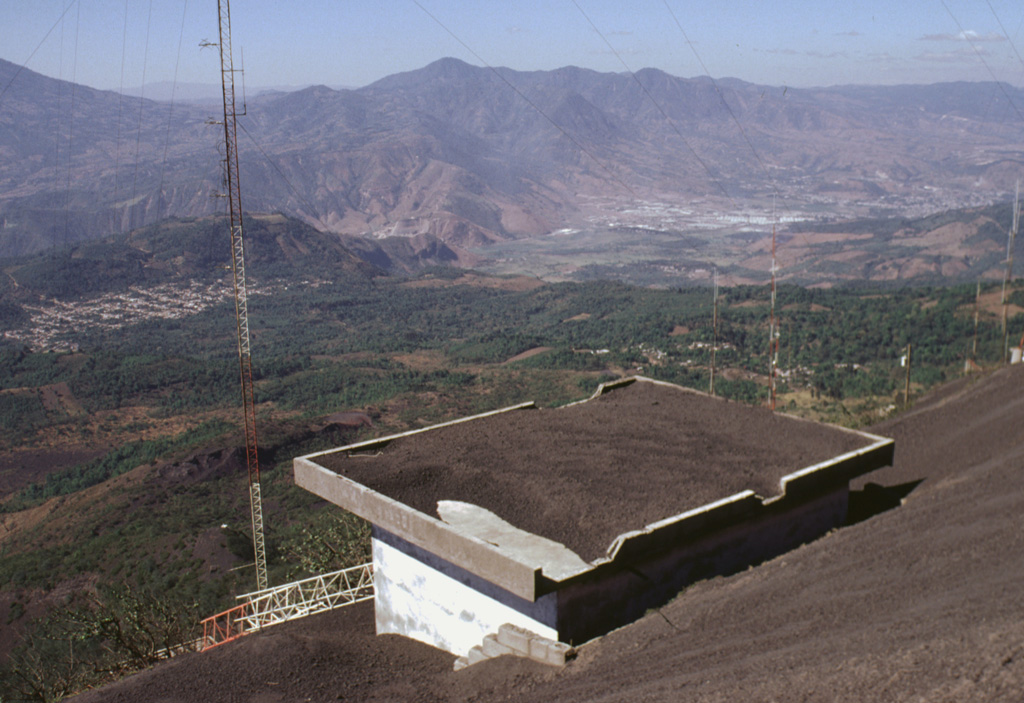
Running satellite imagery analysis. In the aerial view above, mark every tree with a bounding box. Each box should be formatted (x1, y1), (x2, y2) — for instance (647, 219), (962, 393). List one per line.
(0, 583), (200, 702)
(280, 510), (370, 577)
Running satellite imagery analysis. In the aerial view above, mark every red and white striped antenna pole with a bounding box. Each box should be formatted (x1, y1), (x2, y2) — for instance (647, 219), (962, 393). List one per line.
(215, 0), (268, 592)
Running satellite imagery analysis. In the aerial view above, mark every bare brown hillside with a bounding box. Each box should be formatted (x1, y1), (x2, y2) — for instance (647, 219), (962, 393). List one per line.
(5, 56), (1024, 277)
(73, 363), (1024, 702)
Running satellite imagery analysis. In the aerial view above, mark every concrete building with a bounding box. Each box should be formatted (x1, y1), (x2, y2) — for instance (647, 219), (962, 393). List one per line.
(294, 377), (894, 660)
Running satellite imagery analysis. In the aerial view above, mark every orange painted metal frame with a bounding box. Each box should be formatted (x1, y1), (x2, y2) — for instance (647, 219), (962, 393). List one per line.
(200, 601), (251, 651)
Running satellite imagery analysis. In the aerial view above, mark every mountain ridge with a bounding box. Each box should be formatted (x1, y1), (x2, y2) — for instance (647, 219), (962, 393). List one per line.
(2, 56), (1023, 267)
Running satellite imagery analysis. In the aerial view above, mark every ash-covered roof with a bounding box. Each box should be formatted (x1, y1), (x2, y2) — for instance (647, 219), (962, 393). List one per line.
(315, 379), (871, 561)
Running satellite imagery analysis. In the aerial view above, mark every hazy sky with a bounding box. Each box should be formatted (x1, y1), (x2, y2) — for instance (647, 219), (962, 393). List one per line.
(2, 0), (1024, 93)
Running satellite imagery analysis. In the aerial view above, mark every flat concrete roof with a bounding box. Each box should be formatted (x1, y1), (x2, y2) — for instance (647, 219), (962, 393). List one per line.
(304, 378), (879, 562)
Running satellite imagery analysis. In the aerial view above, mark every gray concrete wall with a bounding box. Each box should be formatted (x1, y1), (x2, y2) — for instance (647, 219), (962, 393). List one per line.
(372, 535), (558, 657)
(372, 486), (850, 651)
(550, 486), (850, 645)
(295, 456), (541, 600)
(373, 527), (558, 627)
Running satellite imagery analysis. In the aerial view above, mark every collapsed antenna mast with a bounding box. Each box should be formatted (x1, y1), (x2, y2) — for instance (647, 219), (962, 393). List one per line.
(215, 0), (268, 592)
(768, 201), (778, 411)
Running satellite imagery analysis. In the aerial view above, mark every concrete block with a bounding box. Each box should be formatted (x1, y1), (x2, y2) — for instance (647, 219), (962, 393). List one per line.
(528, 636), (575, 666)
(481, 634), (515, 658)
(497, 623), (534, 655)
(545, 641), (575, 666)
(527, 637), (548, 662)
(467, 645), (487, 666)
(453, 656), (469, 672)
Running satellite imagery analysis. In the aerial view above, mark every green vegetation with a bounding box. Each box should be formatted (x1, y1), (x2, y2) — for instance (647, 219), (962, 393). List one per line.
(2, 419), (233, 512)
(1, 582), (201, 701)
(0, 349), (238, 425)
(0, 391), (50, 437)
(2, 274), (1017, 443)
(278, 509), (371, 577)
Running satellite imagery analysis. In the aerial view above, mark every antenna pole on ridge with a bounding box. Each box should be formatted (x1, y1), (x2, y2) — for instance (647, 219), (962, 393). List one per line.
(903, 343), (912, 407)
(769, 200), (778, 411)
(971, 280), (980, 371)
(1002, 180), (1019, 363)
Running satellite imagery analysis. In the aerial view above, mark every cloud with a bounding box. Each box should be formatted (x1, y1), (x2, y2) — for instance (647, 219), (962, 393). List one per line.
(757, 48), (846, 59)
(834, 30), (862, 37)
(866, 51), (903, 63)
(608, 30), (634, 37)
(916, 47), (990, 63)
(505, 25), (525, 34)
(588, 47), (643, 57)
(919, 30), (1006, 42)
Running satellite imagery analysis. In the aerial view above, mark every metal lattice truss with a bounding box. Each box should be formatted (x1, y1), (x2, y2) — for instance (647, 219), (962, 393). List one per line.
(200, 562), (374, 651)
(155, 638), (205, 659)
(240, 562), (374, 629)
(200, 601), (251, 651)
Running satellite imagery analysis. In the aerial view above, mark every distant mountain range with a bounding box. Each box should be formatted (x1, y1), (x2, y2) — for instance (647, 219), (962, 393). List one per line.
(119, 81), (358, 104)
(1, 56), (1023, 272)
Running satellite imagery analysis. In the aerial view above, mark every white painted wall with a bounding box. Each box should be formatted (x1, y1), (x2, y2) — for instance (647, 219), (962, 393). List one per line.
(373, 538), (558, 657)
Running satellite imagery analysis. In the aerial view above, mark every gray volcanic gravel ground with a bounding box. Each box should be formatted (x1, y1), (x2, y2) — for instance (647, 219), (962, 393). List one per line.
(74, 366), (1024, 702)
(319, 379), (870, 560)
(71, 600), (548, 703)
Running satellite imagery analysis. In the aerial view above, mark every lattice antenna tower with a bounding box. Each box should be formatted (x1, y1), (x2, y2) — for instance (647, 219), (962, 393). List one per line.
(769, 199), (779, 411)
(1001, 180), (1020, 362)
(215, 0), (268, 592)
